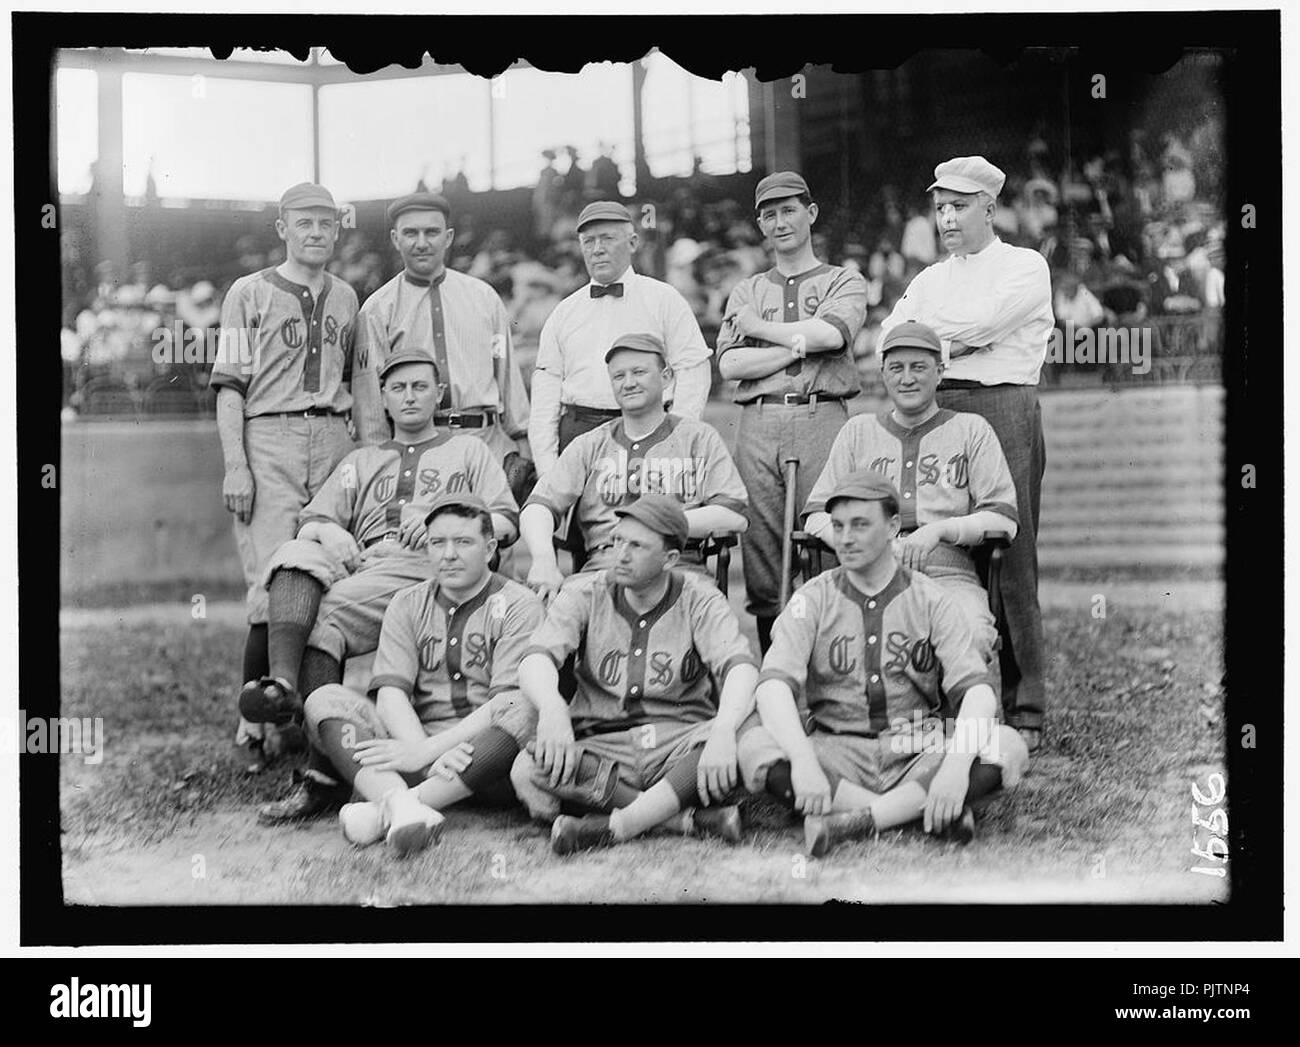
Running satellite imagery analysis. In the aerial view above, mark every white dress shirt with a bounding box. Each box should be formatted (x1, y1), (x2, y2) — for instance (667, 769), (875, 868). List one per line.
(881, 238), (1055, 385)
(528, 266), (712, 472)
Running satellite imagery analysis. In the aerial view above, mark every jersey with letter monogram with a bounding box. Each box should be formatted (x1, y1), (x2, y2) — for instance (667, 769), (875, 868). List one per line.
(761, 565), (991, 735)
(524, 413), (747, 555)
(368, 574), (544, 724)
(211, 267), (359, 416)
(298, 432), (518, 545)
(716, 263), (868, 403)
(526, 569), (757, 735)
(805, 408), (1019, 532)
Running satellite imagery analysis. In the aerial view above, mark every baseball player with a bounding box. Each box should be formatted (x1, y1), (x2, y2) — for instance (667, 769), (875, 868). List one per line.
(520, 332), (748, 599)
(716, 171), (869, 654)
(802, 321), (1019, 664)
(239, 350), (519, 824)
(511, 496), (760, 855)
(528, 201), (713, 481)
(350, 193), (533, 490)
(880, 155), (1054, 752)
(213, 182), (360, 762)
(294, 493), (545, 857)
(736, 470), (1029, 858)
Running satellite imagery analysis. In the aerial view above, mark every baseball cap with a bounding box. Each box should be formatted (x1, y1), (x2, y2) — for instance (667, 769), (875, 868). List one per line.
(387, 192), (451, 228)
(927, 156), (1006, 198)
(879, 321), (944, 360)
(576, 201), (634, 231)
(614, 494), (690, 551)
(825, 469), (902, 512)
(605, 332), (667, 364)
(279, 182), (337, 214)
(423, 491), (490, 526)
(379, 349), (440, 382)
(754, 171), (810, 209)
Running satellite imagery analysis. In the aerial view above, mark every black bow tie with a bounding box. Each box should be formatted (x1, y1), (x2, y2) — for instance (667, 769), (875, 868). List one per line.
(590, 282), (624, 299)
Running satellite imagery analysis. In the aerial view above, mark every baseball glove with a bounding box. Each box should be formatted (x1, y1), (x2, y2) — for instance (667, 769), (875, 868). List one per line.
(503, 450), (538, 505)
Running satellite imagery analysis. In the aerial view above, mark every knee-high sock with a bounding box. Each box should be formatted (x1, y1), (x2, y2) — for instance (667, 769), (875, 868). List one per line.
(266, 569), (324, 689)
(299, 647), (342, 698)
(415, 726), (520, 810)
(316, 718), (370, 786)
(242, 624), (269, 684)
(872, 759), (1006, 831)
(756, 616), (776, 656)
(610, 779), (688, 840)
(764, 759), (796, 807)
(966, 760), (1004, 805)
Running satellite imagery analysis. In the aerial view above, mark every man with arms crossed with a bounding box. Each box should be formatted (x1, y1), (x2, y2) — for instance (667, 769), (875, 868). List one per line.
(737, 470), (1028, 858)
(296, 493), (545, 857)
(881, 155), (1054, 751)
(514, 496), (760, 854)
(520, 332), (748, 599)
(716, 171), (868, 654)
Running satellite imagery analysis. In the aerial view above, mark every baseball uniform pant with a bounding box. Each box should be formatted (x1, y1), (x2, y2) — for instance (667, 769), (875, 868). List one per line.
(234, 414), (354, 624)
(262, 538), (435, 663)
(922, 563), (999, 672)
(936, 383), (1046, 729)
(735, 398), (850, 620)
(738, 719), (1028, 796)
(303, 683), (527, 791)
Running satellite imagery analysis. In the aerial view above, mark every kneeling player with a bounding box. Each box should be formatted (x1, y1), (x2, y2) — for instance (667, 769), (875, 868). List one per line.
(301, 493), (544, 856)
(738, 469), (1028, 858)
(514, 495), (759, 854)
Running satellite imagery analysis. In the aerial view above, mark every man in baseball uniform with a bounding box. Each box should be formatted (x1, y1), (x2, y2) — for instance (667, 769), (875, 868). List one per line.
(351, 193), (532, 484)
(527, 201), (713, 481)
(240, 350), (519, 824)
(213, 182), (360, 761)
(803, 321), (1019, 666)
(512, 496), (760, 855)
(295, 493), (545, 856)
(737, 470), (1028, 858)
(880, 155), (1054, 752)
(520, 332), (748, 599)
(716, 171), (869, 655)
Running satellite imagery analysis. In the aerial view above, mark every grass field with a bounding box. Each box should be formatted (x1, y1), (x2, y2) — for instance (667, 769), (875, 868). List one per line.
(57, 575), (1227, 907)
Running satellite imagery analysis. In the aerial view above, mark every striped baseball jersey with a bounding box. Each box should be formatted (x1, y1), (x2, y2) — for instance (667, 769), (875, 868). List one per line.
(368, 573), (544, 724)
(525, 413), (747, 556)
(211, 267), (359, 416)
(805, 408), (1019, 534)
(716, 263), (869, 403)
(298, 432), (519, 545)
(761, 565), (991, 735)
(527, 569), (758, 735)
(354, 269), (530, 435)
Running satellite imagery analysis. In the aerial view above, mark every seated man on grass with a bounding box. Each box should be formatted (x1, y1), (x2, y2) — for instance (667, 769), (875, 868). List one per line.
(520, 332), (748, 601)
(513, 494), (760, 855)
(301, 493), (545, 857)
(239, 349), (519, 825)
(738, 469), (1029, 858)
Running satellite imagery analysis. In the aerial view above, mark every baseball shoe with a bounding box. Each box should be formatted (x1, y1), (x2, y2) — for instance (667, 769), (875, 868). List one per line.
(1017, 726), (1042, 754)
(690, 804), (744, 844)
(257, 769), (350, 826)
(509, 751), (561, 824)
(339, 801), (386, 847)
(550, 813), (616, 856)
(804, 808), (875, 858)
(239, 676), (302, 725)
(940, 806), (977, 845)
(383, 789), (445, 858)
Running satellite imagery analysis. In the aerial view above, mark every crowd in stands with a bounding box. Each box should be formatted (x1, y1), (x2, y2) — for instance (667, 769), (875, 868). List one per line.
(61, 115), (1227, 416)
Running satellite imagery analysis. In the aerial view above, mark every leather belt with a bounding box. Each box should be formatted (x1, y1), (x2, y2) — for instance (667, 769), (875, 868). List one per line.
(563, 404), (622, 420)
(937, 379), (987, 390)
(434, 409), (497, 429)
(362, 531), (398, 549)
(255, 407), (345, 419)
(750, 392), (848, 407)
